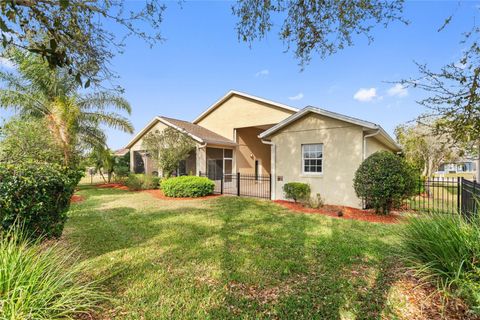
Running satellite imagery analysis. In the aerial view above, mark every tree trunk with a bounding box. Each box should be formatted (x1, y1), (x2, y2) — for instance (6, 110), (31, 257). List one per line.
(99, 170), (107, 183)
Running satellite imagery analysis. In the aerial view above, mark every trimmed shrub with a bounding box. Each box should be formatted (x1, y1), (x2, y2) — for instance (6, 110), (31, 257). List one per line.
(143, 175), (160, 190)
(0, 227), (103, 318)
(125, 174), (160, 190)
(400, 212), (480, 313)
(354, 151), (416, 214)
(283, 182), (311, 203)
(162, 176), (215, 197)
(0, 163), (82, 238)
(125, 174), (143, 191)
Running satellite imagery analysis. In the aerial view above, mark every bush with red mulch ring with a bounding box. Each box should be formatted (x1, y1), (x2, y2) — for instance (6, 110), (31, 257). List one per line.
(144, 189), (221, 201)
(274, 200), (402, 224)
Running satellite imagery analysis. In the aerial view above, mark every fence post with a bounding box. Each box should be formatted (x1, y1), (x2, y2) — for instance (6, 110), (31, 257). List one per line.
(269, 174), (272, 200)
(474, 179), (477, 215)
(220, 173), (224, 195)
(457, 177), (461, 214)
(237, 172), (240, 196)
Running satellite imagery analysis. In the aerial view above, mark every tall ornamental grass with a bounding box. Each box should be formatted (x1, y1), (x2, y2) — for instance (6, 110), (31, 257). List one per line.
(0, 228), (104, 319)
(400, 212), (480, 313)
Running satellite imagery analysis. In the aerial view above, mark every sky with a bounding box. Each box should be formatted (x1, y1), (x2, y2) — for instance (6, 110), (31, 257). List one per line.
(1, 1), (479, 150)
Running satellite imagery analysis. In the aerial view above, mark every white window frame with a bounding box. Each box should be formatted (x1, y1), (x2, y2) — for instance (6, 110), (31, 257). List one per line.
(302, 144), (323, 175)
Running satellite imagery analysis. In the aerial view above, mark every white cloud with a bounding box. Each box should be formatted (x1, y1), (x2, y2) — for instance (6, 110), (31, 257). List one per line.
(353, 88), (377, 102)
(255, 69), (269, 77)
(288, 92), (304, 101)
(387, 84), (408, 97)
(0, 57), (15, 69)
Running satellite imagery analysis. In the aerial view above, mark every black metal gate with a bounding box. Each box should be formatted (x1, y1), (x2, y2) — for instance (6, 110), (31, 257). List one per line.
(199, 172), (271, 199)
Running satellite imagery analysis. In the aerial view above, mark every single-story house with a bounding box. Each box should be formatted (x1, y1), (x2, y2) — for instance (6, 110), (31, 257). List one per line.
(125, 90), (401, 208)
(436, 159), (477, 175)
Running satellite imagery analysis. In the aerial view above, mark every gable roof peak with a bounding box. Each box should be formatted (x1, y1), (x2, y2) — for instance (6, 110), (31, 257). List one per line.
(192, 90), (299, 124)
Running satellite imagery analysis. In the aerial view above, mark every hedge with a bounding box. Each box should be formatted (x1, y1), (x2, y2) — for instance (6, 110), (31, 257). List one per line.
(162, 176), (215, 198)
(0, 163), (82, 238)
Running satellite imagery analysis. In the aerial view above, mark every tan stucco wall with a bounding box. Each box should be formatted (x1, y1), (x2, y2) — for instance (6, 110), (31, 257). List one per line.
(195, 95), (295, 140)
(236, 127), (271, 175)
(270, 113), (364, 208)
(365, 136), (393, 158)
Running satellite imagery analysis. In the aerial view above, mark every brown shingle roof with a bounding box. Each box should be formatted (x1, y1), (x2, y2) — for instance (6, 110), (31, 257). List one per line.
(159, 116), (237, 146)
(113, 148), (129, 156)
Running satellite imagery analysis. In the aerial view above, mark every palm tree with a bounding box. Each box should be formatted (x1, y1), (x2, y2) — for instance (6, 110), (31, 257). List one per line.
(92, 146), (115, 183)
(0, 49), (133, 165)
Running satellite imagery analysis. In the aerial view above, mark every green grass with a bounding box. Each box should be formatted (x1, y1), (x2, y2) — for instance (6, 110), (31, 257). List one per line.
(65, 185), (406, 319)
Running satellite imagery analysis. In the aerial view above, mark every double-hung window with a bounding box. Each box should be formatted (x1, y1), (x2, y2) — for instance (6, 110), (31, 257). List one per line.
(302, 144), (323, 174)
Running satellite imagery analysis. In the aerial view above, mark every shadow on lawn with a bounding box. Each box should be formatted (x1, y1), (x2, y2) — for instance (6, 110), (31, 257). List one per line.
(206, 197), (399, 319)
(67, 190), (400, 319)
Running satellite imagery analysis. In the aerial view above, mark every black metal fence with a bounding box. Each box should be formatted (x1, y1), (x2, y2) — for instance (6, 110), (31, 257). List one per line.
(404, 177), (480, 217)
(199, 172), (271, 199)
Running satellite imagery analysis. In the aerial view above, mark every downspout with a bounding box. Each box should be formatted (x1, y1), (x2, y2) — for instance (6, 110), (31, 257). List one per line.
(261, 139), (276, 200)
(363, 129), (381, 160)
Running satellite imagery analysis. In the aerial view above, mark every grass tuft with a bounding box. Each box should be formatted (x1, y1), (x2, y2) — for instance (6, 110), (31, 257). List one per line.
(0, 227), (104, 319)
(399, 212), (480, 313)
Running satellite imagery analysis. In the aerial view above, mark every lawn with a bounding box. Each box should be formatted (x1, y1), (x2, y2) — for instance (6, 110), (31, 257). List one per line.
(65, 185), (409, 319)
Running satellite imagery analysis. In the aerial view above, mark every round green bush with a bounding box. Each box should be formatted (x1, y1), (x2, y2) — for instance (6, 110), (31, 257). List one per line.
(0, 163), (82, 238)
(283, 182), (311, 203)
(162, 176), (215, 197)
(354, 151), (416, 214)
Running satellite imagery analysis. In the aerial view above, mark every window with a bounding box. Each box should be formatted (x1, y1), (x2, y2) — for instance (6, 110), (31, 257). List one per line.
(302, 144), (323, 174)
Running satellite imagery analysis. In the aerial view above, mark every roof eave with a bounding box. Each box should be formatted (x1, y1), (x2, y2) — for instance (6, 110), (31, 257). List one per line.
(158, 117), (204, 144)
(125, 116), (206, 149)
(124, 117), (159, 149)
(259, 107), (401, 152)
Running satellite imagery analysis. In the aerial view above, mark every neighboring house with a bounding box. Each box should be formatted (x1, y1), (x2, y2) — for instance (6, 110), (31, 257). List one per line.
(125, 90), (400, 208)
(436, 159), (477, 176)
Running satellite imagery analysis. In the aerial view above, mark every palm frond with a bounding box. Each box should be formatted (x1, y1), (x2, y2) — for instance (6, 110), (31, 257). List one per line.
(0, 90), (48, 116)
(78, 92), (131, 114)
(80, 112), (134, 134)
(76, 124), (107, 149)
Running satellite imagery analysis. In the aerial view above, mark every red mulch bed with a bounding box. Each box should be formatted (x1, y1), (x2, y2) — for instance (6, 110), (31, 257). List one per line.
(144, 189), (222, 201)
(274, 200), (402, 224)
(96, 183), (130, 190)
(70, 194), (85, 203)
